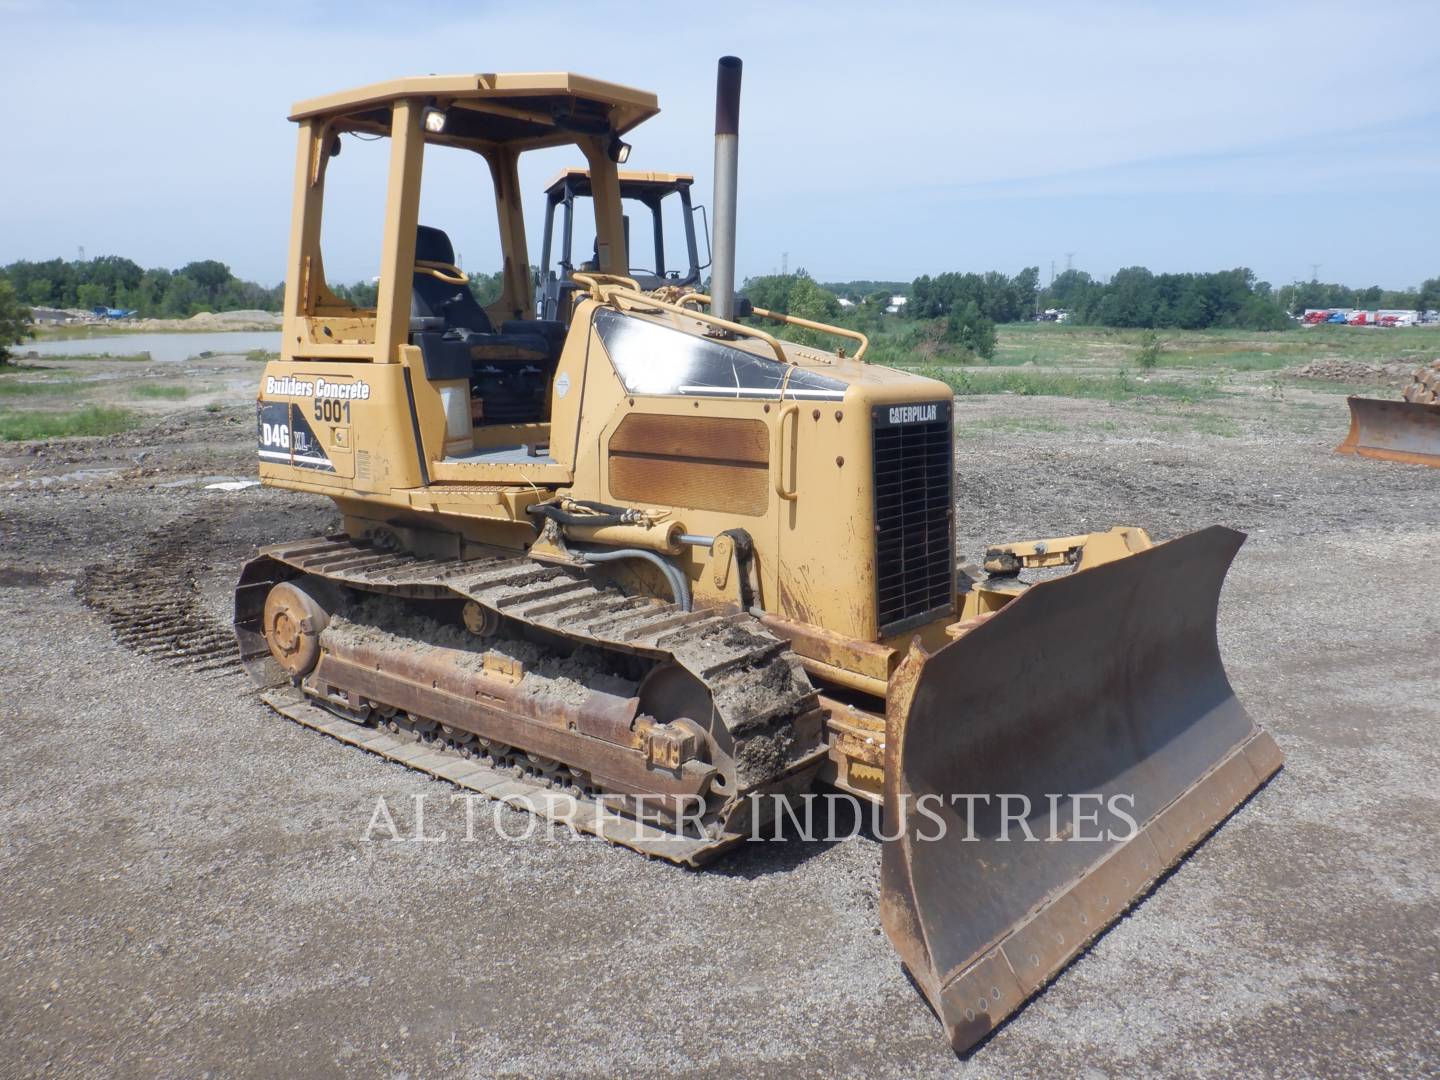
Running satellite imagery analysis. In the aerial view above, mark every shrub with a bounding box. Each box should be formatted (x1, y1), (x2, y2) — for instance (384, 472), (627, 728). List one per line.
(0, 280), (35, 365)
(1136, 330), (1162, 370)
(943, 301), (997, 359)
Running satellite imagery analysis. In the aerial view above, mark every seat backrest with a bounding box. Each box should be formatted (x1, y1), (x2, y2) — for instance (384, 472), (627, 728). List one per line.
(412, 225), (494, 334)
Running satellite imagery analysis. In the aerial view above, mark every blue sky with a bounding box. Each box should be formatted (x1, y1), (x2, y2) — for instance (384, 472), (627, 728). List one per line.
(2, 0), (1436, 290)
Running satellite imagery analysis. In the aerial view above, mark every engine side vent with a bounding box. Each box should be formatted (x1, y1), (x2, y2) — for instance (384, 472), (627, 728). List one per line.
(872, 401), (954, 637)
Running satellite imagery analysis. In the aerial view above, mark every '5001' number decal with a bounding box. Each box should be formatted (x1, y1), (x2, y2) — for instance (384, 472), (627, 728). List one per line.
(313, 399), (351, 423)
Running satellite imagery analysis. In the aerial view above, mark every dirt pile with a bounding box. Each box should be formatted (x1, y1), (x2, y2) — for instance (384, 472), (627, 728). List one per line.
(1287, 358), (1421, 383)
(120, 310), (283, 332)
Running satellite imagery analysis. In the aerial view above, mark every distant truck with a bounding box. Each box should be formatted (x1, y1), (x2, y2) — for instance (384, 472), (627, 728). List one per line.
(91, 306), (137, 319)
(1303, 308), (1418, 328)
(1302, 308), (1352, 325)
(1376, 310), (1418, 328)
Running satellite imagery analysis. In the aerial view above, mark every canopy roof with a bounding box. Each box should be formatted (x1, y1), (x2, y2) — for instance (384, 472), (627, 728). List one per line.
(544, 168), (694, 198)
(289, 73), (660, 151)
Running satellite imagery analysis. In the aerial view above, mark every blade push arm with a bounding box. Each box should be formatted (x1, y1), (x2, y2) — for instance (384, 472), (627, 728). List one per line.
(983, 526), (1153, 575)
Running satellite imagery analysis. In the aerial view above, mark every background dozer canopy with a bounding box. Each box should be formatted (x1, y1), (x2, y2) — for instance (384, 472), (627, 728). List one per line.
(537, 168), (705, 320)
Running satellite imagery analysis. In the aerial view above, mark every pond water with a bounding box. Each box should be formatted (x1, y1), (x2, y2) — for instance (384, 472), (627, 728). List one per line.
(22, 331), (282, 363)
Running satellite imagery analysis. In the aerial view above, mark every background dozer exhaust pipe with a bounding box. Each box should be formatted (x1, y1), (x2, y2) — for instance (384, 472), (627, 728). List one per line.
(710, 56), (742, 321)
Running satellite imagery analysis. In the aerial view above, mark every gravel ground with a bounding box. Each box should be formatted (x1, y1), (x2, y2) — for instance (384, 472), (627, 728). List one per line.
(0, 389), (1437, 1078)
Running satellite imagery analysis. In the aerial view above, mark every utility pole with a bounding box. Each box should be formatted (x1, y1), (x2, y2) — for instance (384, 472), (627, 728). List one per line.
(1049, 260), (1055, 286)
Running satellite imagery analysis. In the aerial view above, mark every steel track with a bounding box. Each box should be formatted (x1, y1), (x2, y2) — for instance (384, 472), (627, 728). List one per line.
(236, 535), (827, 865)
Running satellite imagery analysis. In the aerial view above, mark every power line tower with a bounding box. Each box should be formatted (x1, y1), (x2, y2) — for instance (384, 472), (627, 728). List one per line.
(77, 245), (86, 262)
(1064, 251), (1075, 273)
(1309, 262), (1321, 282)
(781, 251), (788, 277)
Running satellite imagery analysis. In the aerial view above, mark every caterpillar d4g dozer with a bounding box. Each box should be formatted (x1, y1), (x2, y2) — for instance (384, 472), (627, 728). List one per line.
(236, 58), (1281, 1054)
(1337, 359), (1440, 467)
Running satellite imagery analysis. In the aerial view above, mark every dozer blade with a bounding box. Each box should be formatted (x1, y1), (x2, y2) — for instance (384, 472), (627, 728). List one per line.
(1336, 396), (1440, 467)
(880, 525), (1282, 1055)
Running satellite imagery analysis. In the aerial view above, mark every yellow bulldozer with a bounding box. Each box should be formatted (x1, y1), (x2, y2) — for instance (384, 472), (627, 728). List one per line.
(236, 58), (1282, 1054)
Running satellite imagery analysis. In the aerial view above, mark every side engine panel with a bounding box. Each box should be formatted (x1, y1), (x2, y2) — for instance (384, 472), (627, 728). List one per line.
(255, 360), (426, 494)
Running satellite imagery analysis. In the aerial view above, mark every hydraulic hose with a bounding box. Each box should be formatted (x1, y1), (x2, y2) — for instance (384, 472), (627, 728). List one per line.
(528, 499), (644, 529)
(531, 505), (628, 528)
(576, 547), (692, 611)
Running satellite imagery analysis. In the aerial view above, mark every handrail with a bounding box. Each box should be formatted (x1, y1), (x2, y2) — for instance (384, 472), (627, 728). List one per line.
(571, 273), (791, 365)
(773, 403), (800, 501)
(569, 270), (642, 293)
(678, 292), (869, 361)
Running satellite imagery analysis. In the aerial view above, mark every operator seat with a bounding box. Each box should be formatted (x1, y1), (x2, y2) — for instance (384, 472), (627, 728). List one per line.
(409, 225), (566, 425)
(412, 225), (498, 333)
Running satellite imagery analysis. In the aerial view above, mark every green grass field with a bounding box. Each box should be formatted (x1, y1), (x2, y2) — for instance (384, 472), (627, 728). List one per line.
(131, 384), (190, 399)
(1, 320), (1426, 445)
(0, 377), (80, 398)
(875, 320), (1433, 399)
(0, 405), (139, 441)
(917, 364), (1224, 403)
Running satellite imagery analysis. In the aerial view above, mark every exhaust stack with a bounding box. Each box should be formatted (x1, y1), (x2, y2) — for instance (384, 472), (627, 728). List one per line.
(710, 56), (742, 322)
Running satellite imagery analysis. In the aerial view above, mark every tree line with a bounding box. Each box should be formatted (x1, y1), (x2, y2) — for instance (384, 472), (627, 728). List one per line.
(814, 266), (1440, 337)
(741, 263), (1440, 365)
(0, 256), (283, 318)
(7, 251), (1435, 333)
(1279, 277), (1440, 314)
(0, 253), (511, 321)
(902, 265), (1293, 331)
(1045, 267), (1290, 330)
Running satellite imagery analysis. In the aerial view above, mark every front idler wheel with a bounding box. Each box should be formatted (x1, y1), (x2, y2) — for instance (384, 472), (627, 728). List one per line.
(261, 580), (332, 677)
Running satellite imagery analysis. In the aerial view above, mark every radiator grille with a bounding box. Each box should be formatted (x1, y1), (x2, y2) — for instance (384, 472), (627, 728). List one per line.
(873, 402), (954, 636)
